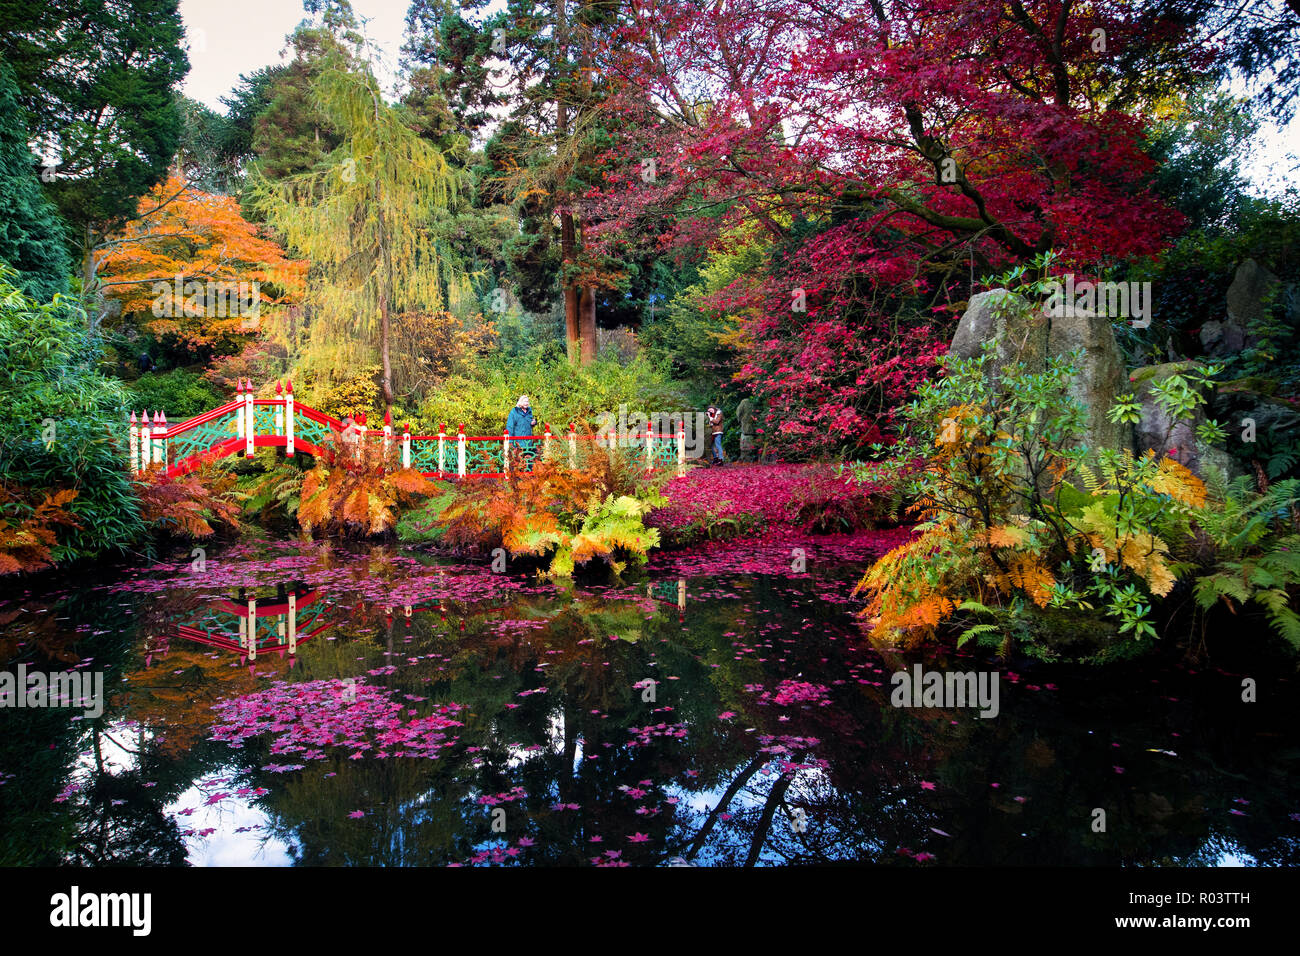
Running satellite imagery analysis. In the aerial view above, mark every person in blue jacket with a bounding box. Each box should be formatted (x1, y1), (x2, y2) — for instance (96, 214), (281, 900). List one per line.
(506, 395), (538, 469)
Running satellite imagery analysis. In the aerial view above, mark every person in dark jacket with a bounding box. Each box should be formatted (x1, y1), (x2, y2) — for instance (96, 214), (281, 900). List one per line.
(506, 395), (538, 469)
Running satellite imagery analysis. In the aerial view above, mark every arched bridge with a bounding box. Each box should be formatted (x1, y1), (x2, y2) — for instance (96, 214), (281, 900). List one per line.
(129, 379), (686, 480)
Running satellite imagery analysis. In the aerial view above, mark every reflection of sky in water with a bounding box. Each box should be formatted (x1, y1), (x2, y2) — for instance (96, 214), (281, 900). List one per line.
(86, 727), (294, 866)
(167, 777), (295, 867)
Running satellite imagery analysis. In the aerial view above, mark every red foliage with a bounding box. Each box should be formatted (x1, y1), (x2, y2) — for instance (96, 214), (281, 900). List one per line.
(649, 463), (892, 536)
(134, 464), (241, 539)
(580, 0), (1205, 452)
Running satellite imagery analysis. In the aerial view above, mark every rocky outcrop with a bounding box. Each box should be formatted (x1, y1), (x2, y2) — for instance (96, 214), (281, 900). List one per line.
(951, 288), (1131, 456)
(1202, 258), (1279, 356)
(1130, 362), (1237, 480)
(950, 289), (1047, 378)
(1046, 307), (1132, 459)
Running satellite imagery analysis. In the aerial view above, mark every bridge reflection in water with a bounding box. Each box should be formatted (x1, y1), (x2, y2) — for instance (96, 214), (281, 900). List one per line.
(144, 576), (689, 665)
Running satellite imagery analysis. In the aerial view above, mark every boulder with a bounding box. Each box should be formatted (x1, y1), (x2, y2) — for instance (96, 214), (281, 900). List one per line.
(1130, 362), (1238, 481)
(1047, 307), (1132, 459)
(1226, 257), (1279, 329)
(1198, 318), (1245, 356)
(951, 288), (1134, 460)
(950, 289), (1047, 378)
(1204, 258), (1280, 356)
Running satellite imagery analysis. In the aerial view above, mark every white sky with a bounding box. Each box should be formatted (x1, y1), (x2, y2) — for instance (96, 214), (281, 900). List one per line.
(179, 0), (410, 108)
(178, 0), (1297, 197)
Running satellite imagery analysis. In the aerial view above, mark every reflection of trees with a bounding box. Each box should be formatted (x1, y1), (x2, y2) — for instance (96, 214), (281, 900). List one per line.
(9, 541), (1300, 867)
(0, 580), (200, 865)
(64, 725), (188, 866)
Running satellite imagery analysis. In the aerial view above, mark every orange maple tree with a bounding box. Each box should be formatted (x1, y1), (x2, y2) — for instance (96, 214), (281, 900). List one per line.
(96, 173), (307, 351)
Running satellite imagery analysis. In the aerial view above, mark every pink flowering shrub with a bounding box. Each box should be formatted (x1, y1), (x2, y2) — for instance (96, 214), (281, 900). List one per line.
(647, 463), (894, 545)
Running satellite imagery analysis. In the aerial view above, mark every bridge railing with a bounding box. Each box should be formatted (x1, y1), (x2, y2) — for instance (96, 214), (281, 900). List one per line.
(129, 379), (689, 480)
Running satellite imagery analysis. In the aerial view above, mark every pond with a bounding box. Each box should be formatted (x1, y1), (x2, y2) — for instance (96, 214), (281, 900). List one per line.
(2, 534), (1298, 867)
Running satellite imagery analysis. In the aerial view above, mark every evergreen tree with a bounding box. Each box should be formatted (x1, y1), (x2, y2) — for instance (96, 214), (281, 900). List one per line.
(0, 60), (70, 301)
(0, 0), (189, 321)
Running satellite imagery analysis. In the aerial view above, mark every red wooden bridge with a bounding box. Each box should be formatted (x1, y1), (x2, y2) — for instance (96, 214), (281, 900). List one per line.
(129, 379), (687, 480)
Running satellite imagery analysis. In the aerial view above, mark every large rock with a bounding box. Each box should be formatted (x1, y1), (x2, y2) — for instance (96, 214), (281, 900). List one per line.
(1204, 258), (1280, 356)
(950, 289), (1048, 379)
(1047, 308), (1132, 458)
(1227, 258), (1279, 329)
(1130, 362), (1238, 481)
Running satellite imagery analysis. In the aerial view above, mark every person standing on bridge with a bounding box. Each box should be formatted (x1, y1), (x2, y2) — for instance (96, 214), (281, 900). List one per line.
(506, 395), (538, 470)
(707, 405), (726, 466)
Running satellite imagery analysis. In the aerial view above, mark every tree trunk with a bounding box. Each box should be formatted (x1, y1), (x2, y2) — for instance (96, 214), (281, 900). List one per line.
(564, 283), (580, 363)
(579, 285), (596, 363)
(380, 291), (393, 410)
(82, 224), (103, 333)
(379, 197), (394, 411)
(561, 205), (579, 362)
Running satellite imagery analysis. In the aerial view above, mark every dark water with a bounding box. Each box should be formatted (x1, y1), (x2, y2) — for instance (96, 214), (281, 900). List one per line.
(1, 537), (1298, 867)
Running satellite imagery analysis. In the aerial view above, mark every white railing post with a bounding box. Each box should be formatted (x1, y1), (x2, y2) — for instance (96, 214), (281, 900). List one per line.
(677, 421), (686, 479)
(645, 422), (654, 472)
(437, 425), (446, 478)
(138, 410), (152, 472)
(543, 424), (552, 463)
(243, 379), (255, 457)
(129, 411), (138, 474)
(568, 424), (577, 468)
(383, 410), (393, 463)
(247, 597), (257, 661)
(457, 425), (466, 478)
(356, 413), (367, 463)
(285, 379), (295, 456)
(153, 411), (166, 466)
(402, 423), (411, 469)
(287, 591), (297, 656)
(503, 429), (510, 474)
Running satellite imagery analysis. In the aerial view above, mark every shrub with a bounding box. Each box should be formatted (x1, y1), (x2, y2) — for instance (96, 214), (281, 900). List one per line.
(296, 431), (438, 537)
(435, 448), (664, 578)
(851, 346), (1215, 652)
(227, 452), (306, 529)
(416, 349), (685, 436)
(646, 462), (896, 545)
(395, 484), (459, 543)
(127, 369), (224, 421)
(789, 464), (894, 533)
(0, 486), (80, 574)
(0, 267), (145, 563)
(1189, 475), (1300, 649)
(134, 463), (242, 539)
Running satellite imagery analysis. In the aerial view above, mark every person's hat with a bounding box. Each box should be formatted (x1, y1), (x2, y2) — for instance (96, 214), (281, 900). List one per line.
(517, 395), (530, 407)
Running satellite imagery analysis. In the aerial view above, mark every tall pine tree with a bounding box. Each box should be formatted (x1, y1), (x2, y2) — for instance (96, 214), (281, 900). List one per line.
(0, 60), (70, 301)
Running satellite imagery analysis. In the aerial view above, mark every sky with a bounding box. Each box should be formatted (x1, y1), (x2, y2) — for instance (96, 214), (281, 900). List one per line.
(178, 0), (410, 109)
(177, 0), (1297, 197)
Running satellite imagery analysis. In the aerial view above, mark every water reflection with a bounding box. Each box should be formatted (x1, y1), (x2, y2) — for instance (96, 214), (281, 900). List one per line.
(1, 540), (1298, 867)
